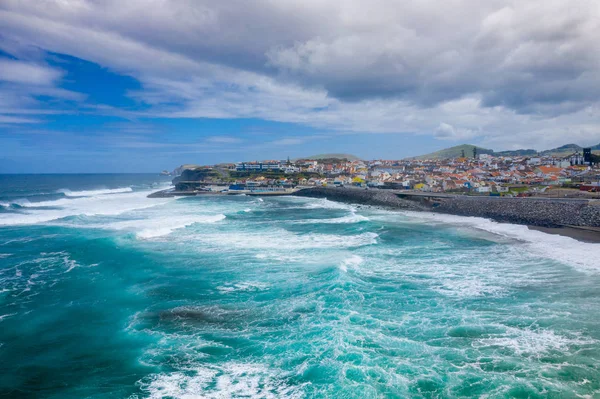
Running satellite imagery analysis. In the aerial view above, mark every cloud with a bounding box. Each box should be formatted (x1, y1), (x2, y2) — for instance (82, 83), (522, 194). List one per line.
(0, 56), (85, 124)
(1, 0), (600, 150)
(269, 138), (306, 146)
(205, 136), (243, 144)
(435, 123), (477, 141)
(0, 59), (62, 85)
(268, 135), (329, 146)
(0, 115), (39, 124)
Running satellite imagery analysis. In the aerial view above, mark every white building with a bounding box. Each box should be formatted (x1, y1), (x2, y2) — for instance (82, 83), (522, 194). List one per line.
(236, 162), (282, 171)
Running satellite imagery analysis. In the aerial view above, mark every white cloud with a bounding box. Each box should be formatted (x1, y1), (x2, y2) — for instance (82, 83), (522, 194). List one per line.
(0, 59), (62, 85)
(435, 123), (470, 140)
(205, 136), (243, 144)
(268, 135), (328, 146)
(0, 115), (39, 124)
(0, 57), (84, 124)
(1, 0), (600, 150)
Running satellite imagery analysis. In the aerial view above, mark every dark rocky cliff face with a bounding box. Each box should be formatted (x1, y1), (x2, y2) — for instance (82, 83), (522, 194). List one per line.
(172, 168), (222, 185)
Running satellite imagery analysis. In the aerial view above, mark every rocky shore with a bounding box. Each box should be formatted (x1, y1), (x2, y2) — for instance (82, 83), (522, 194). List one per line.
(296, 187), (600, 241)
(433, 196), (600, 228)
(147, 189), (196, 198)
(294, 187), (428, 211)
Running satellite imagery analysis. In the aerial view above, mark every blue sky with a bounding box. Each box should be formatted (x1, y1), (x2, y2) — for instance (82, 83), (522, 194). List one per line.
(0, 52), (442, 173)
(1, 1), (599, 173)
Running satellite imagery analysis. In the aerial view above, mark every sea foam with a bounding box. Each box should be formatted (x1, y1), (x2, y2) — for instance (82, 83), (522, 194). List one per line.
(295, 211), (369, 224)
(138, 362), (303, 399)
(0, 187), (172, 226)
(339, 254), (364, 272)
(107, 214), (226, 239)
(187, 229), (379, 250)
(58, 187), (133, 197)
(401, 211), (600, 273)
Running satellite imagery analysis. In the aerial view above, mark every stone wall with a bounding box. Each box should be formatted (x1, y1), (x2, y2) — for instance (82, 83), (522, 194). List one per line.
(433, 197), (600, 227)
(295, 187), (427, 211)
(296, 187), (600, 228)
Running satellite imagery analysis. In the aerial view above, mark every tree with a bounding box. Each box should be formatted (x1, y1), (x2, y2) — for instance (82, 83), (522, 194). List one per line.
(473, 146), (477, 159)
(461, 149), (465, 158)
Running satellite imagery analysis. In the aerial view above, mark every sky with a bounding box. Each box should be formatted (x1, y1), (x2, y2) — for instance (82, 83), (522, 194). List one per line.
(1, 0), (599, 173)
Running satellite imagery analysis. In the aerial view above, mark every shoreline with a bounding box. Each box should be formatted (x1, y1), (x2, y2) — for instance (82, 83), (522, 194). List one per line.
(147, 188), (300, 198)
(147, 186), (600, 243)
(527, 225), (600, 243)
(293, 187), (600, 244)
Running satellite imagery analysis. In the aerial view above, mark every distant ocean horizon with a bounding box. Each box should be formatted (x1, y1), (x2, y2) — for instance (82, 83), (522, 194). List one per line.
(1, 173), (600, 398)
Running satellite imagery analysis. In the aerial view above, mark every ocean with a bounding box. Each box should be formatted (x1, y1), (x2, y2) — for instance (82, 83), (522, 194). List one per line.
(1, 174), (600, 398)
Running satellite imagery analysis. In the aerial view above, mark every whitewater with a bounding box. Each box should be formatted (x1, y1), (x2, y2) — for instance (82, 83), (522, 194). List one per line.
(1, 174), (600, 398)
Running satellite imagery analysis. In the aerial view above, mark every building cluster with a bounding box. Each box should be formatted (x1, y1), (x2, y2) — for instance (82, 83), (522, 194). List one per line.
(228, 153), (599, 194)
(360, 154), (598, 193)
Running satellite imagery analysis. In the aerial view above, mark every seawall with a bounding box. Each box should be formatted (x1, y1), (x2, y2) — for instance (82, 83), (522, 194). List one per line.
(294, 187), (428, 211)
(296, 187), (600, 229)
(433, 196), (600, 228)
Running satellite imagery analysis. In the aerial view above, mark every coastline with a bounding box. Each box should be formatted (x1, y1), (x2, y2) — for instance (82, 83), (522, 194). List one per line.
(527, 225), (600, 243)
(293, 187), (600, 243)
(146, 185), (600, 243)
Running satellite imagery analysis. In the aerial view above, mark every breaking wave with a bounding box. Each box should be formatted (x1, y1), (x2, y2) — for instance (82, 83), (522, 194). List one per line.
(138, 362), (303, 399)
(58, 187), (133, 197)
(107, 214), (226, 239)
(401, 211), (600, 273)
(0, 187), (172, 226)
(296, 212), (369, 224)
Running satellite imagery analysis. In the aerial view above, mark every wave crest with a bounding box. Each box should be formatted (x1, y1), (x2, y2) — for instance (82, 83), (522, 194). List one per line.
(138, 362), (303, 399)
(58, 187), (133, 197)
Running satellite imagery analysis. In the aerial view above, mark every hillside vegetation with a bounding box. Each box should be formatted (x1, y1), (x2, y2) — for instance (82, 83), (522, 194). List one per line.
(411, 143), (600, 160)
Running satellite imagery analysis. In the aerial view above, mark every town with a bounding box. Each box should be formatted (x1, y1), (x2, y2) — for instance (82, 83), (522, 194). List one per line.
(166, 146), (600, 198)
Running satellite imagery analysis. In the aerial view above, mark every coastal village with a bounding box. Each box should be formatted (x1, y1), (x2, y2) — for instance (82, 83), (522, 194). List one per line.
(148, 144), (600, 242)
(169, 146), (600, 197)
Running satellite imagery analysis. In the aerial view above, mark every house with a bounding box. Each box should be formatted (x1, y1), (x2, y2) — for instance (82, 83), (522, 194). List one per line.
(527, 157), (542, 165)
(535, 166), (563, 176)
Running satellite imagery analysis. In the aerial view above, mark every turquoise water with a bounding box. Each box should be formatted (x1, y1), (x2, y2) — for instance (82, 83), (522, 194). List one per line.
(1, 174), (600, 398)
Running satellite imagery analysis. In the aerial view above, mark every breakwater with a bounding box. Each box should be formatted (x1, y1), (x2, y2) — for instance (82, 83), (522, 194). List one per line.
(294, 186), (428, 211)
(434, 196), (600, 228)
(296, 187), (600, 228)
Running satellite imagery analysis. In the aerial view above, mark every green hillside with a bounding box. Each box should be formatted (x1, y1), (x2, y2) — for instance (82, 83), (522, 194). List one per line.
(540, 144), (582, 156)
(495, 149), (537, 156)
(411, 143), (600, 160)
(410, 144), (494, 160)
